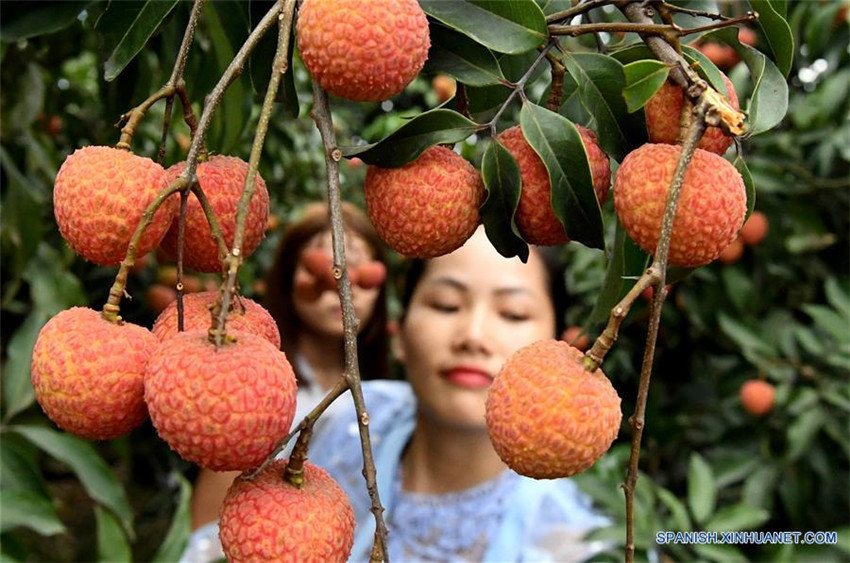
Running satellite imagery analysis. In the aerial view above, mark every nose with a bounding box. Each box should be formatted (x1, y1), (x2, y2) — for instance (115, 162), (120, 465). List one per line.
(451, 304), (493, 356)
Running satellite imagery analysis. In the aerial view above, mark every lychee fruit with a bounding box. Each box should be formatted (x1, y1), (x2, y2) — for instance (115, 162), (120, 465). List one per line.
(561, 326), (590, 351)
(697, 42), (740, 69)
(432, 75), (457, 103)
(220, 460), (355, 563)
(497, 124), (611, 246)
(53, 146), (177, 265)
(296, 0), (430, 103)
(146, 284), (178, 314)
(614, 143), (747, 268)
(645, 73), (740, 155)
(355, 261), (387, 290)
(160, 155), (269, 272)
(151, 290), (281, 349)
(739, 210), (769, 246)
(740, 379), (775, 416)
(144, 330), (296, 471)
(717, 237), (745, 264)
(486, 339), (621, 479)
(31, 307), (155, 440)
(365, 146), (484, 258)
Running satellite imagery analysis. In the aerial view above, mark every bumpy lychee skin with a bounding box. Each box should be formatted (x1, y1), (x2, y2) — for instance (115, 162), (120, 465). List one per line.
(297, 0), (429, 103)
(160, 156), (269, 272)
(144, 331), (296, 471)
(614, 144), (747, 268)
(486, 340), (621, 479)
(53, 146), (176, 265)
(740, 379), (775, 417)
(497, 125), (611, 246)
(645, 74), (740, 155)
(151, 291), (280, 348)
(31, 307), (155, 440)
(365, 146), (484, 258)
(220, 461), (355, 563)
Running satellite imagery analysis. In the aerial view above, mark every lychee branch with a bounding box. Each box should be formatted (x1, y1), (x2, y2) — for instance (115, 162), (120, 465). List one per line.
(548, 12), (755, 40)
(310, 83), (391, 562)
(545, 0), (616, 25)
(545, 51), (566, 111)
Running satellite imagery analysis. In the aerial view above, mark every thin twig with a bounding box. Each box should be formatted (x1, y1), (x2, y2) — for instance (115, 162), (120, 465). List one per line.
(488, 41), (556, 138)
(546, 0), (616, 24)
(655, 1), (731, 21)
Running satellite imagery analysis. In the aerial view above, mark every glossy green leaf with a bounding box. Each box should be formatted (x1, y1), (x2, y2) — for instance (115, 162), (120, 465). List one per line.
(786, 409), (825, 462)
(611, 44), (729, 99)
(623, 60), (670, 113)
(420, 0), (547, 55)
(2, 312), (44, 421)
(249, 1), (298, 117)
(96, 507), (132, 563)
(656, 486), (692, 532)
(101, 1), (179, 81)
(480, 140), (529, 261)
(747, 0), (795, 77)
(0, 490), (65, 536)
(588, 223), (650, 325)
(424, 24), (506, 86)
(11, 425), (134, 539)
(340, 108), (480, 167)
(519, 103), (604, 248)
(0, 1), (90, 42)
(733, 155), (756, 221)
(0, 439), (49, 499)
(687, 452), (717, 525)
(705, 503), (771, 532)
(152, 473), (193, 562)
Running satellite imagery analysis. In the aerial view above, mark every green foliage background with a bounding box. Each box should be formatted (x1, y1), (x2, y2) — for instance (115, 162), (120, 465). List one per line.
(0, 0), (847, 561)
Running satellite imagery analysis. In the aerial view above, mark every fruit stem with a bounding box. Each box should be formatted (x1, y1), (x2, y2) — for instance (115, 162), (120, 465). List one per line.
(311, 79), (391, 563)
(282, 423), (314, 489)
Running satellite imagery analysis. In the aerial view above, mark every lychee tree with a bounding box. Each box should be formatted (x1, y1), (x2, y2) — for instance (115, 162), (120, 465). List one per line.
(2, 0), (848, 561)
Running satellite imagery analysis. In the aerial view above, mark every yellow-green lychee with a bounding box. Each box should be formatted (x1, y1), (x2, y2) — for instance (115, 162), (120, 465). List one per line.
(486, 339), (621, 479)
(144, 331), (296, 471)
(53, 146), (177, 265)
(160, 156), (269, 272)
(151, 290), (281, 348)
(365, 146), (484, 258)
(220, 460), (355, 563)
(31, 307), (156, 440)
(297, 0), (430, 102)
(613, 143), (747, 268)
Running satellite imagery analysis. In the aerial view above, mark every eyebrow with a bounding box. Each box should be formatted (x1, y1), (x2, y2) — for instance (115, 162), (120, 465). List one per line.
(426, 276), (536, 297)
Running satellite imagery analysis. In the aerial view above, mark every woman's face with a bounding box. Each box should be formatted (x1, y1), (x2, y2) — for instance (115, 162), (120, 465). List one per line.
(397, 227), (557, 430)
(293, 230), (381, 338)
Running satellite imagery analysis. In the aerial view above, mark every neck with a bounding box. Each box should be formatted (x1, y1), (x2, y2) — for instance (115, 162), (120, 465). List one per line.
(296, 331), (345, 391)
(401, 412), (507, 494)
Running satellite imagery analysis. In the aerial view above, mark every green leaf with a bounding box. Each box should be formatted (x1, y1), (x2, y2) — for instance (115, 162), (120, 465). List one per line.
(785, 409), (825, 462)
(25, 244), (86, 317)
(11, 425), (134, 539)
(613, 43), (730, 99)
(718, 313), (777, 358)
(747, 0), (795, 77)
(688, 452), (717, 525)
(656, 486), (692, 532)
(420, 0), (547, 55)
(151, 473), (193, 563)
(733, 155), (757, 221)
(519, 103), (604, 249)
(622, 60), (670, 113)
(96, 507), (132, 563)
(340, 108), (480, 167)
(424, 24), (507, 86)
(249, 1), (298, 117)
(0, 490), (65, 536)
(743, 465), (778, 509)
(588, 223), (650, 325)
(0, 1), (90, 42)
(693, 543), (747, 562)
(480, 140), (529, 261)
(824, 278), (850, 320)
(101, 1), (179, 81)
(802, 304), (850, 344)
(2, 312), (45, 421)
(0, 439), (49, 498)
(705, 503), (771, 532)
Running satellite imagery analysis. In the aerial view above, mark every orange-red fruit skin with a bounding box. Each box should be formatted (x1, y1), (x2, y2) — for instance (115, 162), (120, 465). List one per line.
(645, 74), (740, 155)
(31, 307), (155, 440)
(497, 125), (611, 246)
(220, 461), (355, 563)
(160, 156), (269, 272)
(296, 0), (429, 103)
(740, 380), (775, 417)
(356, 261), (387, 290)
(151, 291), (281, 349)
(740, 210), (769, 246)
(144, 331), (296, 471)
(486, 340), (621, 479)
(614, 144), (747, 268)
(365, 146), (484, 258)
(718, 238), (745, 264)
(53, 146), (176, 265)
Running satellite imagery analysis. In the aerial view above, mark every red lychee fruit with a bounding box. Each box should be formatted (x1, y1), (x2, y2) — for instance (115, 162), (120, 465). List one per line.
(717, 237), (745, 264)
(698, 42), (740, 69)
(614, 144), (747, 268)
(53, 146), (176, 265)
(645, 73), (740, 155)
(144, 331), (297, 471)
(497, 124), (611, 246)
(365, 146), (484, 258)
(432, 75), (457, 103)
(151, 290), (281, 349)
(739, 210), (769, 247)
(486, 340), (621, 479)
(296, 0), (430, 103)
(740, 379), (775, 416)
(31, 307), (155, 440)
(146, 284), (178, 314)
(220, 460), (355, 563)
(561, 326), (591, 351)
(355, 261), (387, 290)
(160, 156), (269, 272)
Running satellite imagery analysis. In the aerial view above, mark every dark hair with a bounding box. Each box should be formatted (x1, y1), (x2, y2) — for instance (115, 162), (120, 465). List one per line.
(399, 244), (568, 337)
(264, 202), (389, 385)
